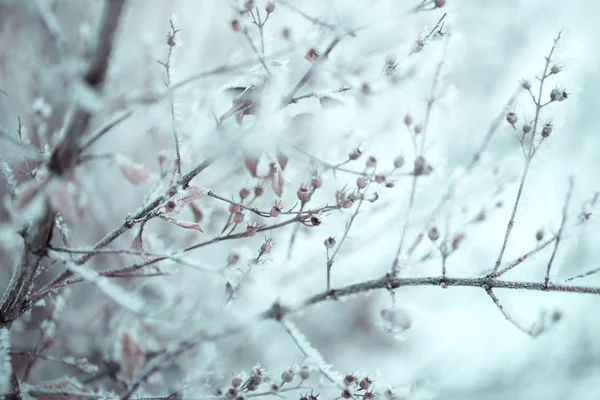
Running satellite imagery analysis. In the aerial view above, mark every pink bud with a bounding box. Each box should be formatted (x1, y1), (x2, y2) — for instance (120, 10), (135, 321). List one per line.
(231, 19), (241, 32)
(239, 187), (250, 200)
(342, 199), (354, 209)
(297, 185), (310, 203)
(270, 202), (282, 217)
(366, 156), (377, 168)
(356, 177), (368, 189)
(348, 148), (362, 160)
(233, 212), (244, 223)
(311, 175), (323, 188)
(229, 203), (241, 213)
(254, 185), (264, 197)
(434, 0), (446, 7)
(265, 2), (275, 13)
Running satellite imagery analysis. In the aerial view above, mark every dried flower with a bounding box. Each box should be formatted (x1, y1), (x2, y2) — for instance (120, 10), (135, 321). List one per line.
(522, 124), (531, 134)
(360, 377), (373, 390)
(232, 377), (243, 387)
(343, 375), (356, 387)
(310, 216), (321, 226)
(550, 64), (561, 74)
(342, 389), (352, 399)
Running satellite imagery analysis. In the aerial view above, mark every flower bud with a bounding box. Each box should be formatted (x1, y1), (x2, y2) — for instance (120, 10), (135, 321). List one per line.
(229, 203), (241, 213)
(232, 377), (243, 387)
(299, 366), (310, 380)
(542, 123), (552, 138)
(344, 375), (356, 386)
(506, 112), (517, 126)
(356, 177), (368, 189)
(404, 114), (413, 126)
(282, 370), (294, 383)
(536, 229), (544, 241)
(231, 19), (241, 32)
(375, 174), (386, 183)
(265, 2), (276, 13)
(270, 202), (282, 217)
(233, 212), (244, 223)
(359, 377), (372, 390)
(254, 185), (264, 197)
(239, 187), (250, 200)
(434, 0), (446, 7)
(522, 124), (531, 134)
(393, 155), (405, 168)
(414, 125), (422, 134)
(324, 236), (336, 249)
(428, 227), (440, 241)
(297, 185), (310, 203)
(521, 80), (531, 90)
(349, 148), (362, 160)
(550, 64), (561, 74)
(366, 156), (377, 168)
(311, 175), (323, 189)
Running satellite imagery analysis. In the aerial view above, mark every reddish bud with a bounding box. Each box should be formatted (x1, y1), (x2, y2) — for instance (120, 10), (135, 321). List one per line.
(356, 177), (368, 189)
(359, 377), (372, 390)
(310, 216), (321, 226)
(229, 203), (241, 213)
(452, 233), (465, 251)
(233, 212), (244, 223)
(282, 370), (294, 383)
(342, 199), (354, 209)
(231, 19), (241, 32)
(375, 174), (386, 183)
(414, 125), (422, 134)
(270, 202), (282, 217)
(404, 114), (413, 125)
(305, 48), (318, 62)
(227, 388), (238, 400)
(246, 223), (258, 236)
(363, 391), (375, 400)
(261, 238), (274, 254)
(343, 375), (356, 387)
(394, 155), (405, 169)
(342, 389), (352, 399)
(428, 227), (440, 241)
(270, 384), (279, 394)
(265, 2), (276, 13)
(297, 185), (310, 203)
(366, 156), (377, 168)
(311, 175), (323, 189)
(434, 0), (446, 7)
(227, 252), (240, 266)
(299, 366), (310, 380)
(232, 377), (243, 387)
(254, 185), (264, 197)
(536, 229), (544, 241)
(244, 0), (255, 11)
(324, 236), (336, 249)
(239, 187), (250, 200)
(349, 148), (362, 160)
(542, 123), (552, 138)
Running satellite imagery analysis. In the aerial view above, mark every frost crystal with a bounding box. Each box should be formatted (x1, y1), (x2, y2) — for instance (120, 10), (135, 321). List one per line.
(0, 328), (11, 395)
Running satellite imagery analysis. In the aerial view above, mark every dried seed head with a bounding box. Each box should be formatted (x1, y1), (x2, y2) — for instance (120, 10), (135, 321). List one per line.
(550, 64), (561, 74)
(452, 233), (465, 250)
(542, 123), (552, 138)
(265, 2), (276, 13)
(246, 223), (258, 236)
(428, 227), (440, 241)
(393, 155), (405, 169)
(282, 370), (294, 383)
(324, 236), (336, 249)
(550, 88), (562, 101)
(297, 185), (310, 203)
(363, 390), (375, 400)
(360, 377), (373, 391)
(356, 177), (368, 189)
(342, 389), (353, 399)
(506, 112), (518, 126)
(349, 148), (363, 160)
(310, 215), (321, 226)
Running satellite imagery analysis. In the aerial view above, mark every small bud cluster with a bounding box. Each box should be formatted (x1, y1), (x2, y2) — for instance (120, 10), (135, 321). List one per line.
(339, 373), (376, 400)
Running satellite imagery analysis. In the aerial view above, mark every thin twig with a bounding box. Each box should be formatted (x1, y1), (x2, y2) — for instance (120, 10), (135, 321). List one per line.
(544, 177), (573, 286)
